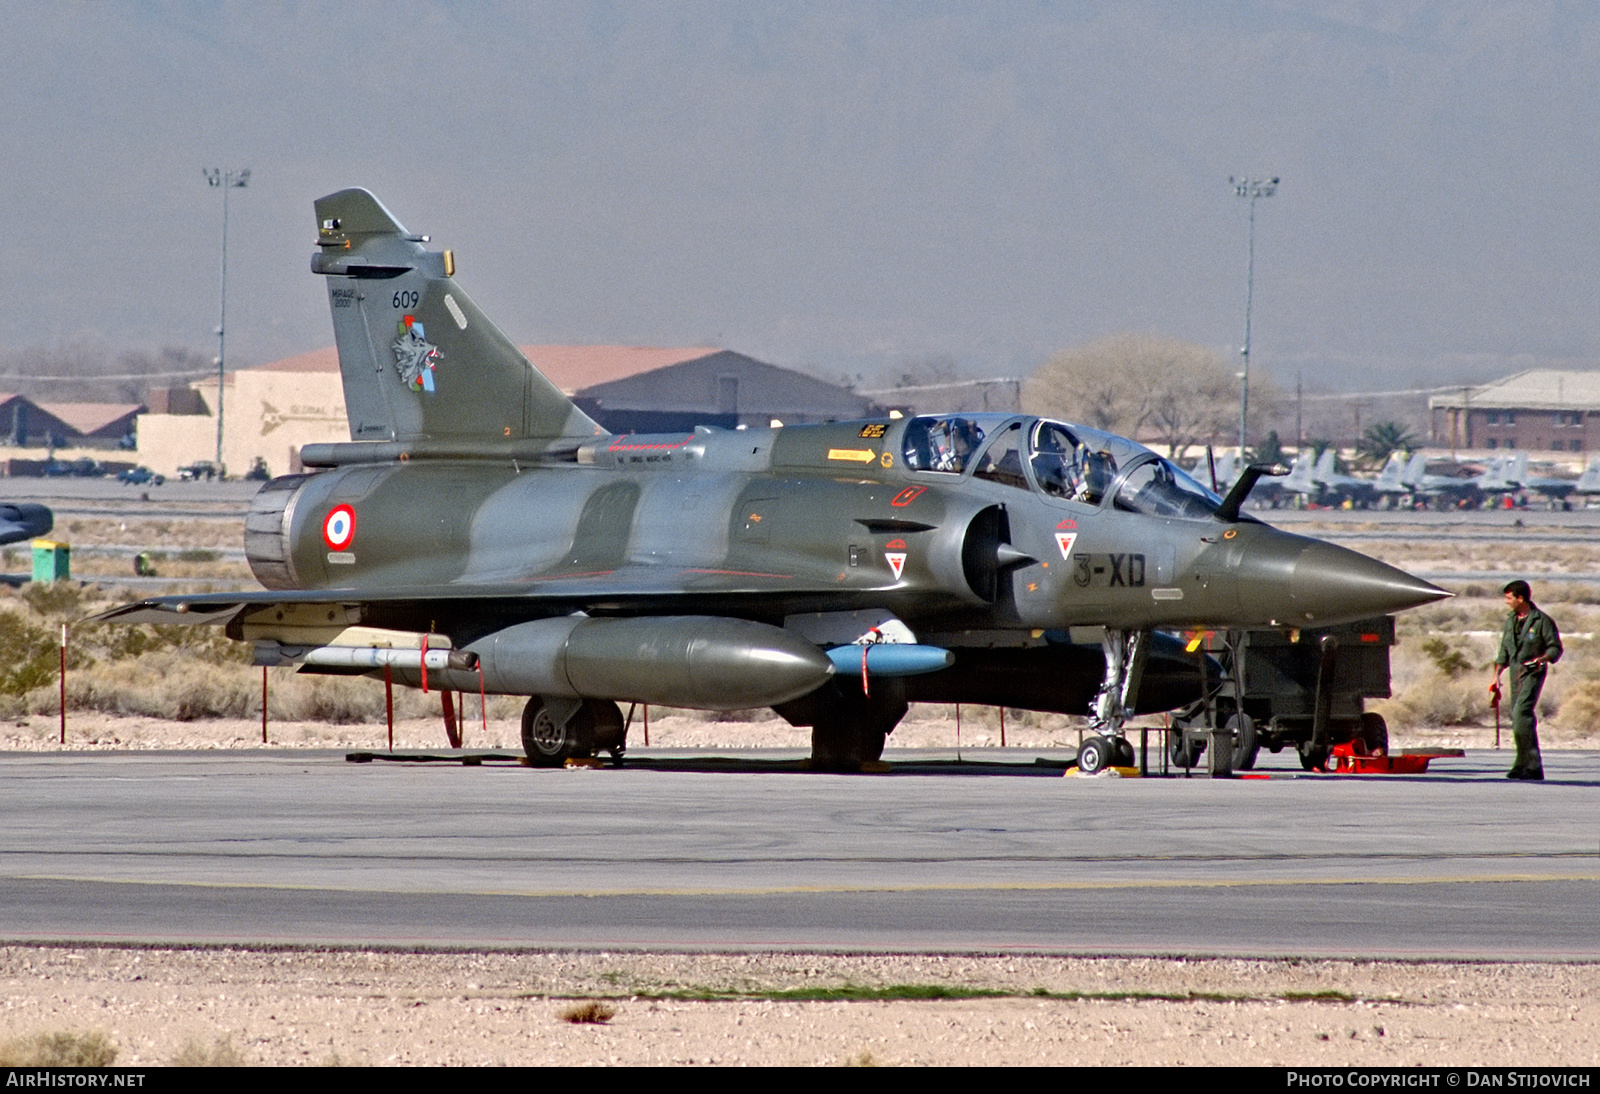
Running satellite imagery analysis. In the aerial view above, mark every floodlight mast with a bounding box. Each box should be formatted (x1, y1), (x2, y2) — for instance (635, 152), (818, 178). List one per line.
(203, 167), (250, 474)
(1230, 175), (1278, 454)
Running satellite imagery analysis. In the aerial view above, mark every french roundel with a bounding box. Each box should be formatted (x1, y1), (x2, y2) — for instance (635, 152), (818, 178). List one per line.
(323, 504), (356, 550)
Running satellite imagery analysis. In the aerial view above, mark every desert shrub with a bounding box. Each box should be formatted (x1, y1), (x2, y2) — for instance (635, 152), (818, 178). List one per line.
(172, 1036), (245, 1067)
(1552, 678), (1600, 739)
(54, 654), (257, 719)
(1377, 673), (1484, 729)
(74, 622), (249, 666)
(0, 611), (89, 696)
(560, 1001), (615, 1024)
(1418, 637), (1473, 678)
(705, 707), (767, 723)
(0, 1030), (117, 1066)
(274, 674), (388, 724)
(19, 581), (87, 618)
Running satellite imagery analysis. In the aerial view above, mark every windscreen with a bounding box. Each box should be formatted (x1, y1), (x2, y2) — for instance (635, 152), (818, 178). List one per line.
(1112, 457), (1224, 519)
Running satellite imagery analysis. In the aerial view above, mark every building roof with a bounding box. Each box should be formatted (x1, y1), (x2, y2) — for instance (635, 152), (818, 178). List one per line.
(257, 347), (341, 373)
(575, 350), (877, 416)
(525, 346), (721, 392)
(1428, 369), (1600, 411)
(30, 401), (145, 437)
(251, 344), (721, 395)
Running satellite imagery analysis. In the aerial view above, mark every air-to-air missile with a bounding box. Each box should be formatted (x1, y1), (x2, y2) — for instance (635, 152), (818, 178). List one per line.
(94, 188), (1449, 771)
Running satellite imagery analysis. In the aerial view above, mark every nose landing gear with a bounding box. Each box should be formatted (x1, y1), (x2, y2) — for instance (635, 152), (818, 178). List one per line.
(1076, 629), (1148, 774)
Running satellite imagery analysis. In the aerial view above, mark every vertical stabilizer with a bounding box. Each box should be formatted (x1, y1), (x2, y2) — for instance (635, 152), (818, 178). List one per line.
(1575, 455), (1600, 494)
(1312, 447), (1337, 485)
(1280, 451), (1316, 497)
(1375, 451), (1405, 489)
(310, 188), (602, 444)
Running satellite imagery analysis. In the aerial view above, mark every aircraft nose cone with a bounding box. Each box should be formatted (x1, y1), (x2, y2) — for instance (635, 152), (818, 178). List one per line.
(1288, 540), (1451, 624)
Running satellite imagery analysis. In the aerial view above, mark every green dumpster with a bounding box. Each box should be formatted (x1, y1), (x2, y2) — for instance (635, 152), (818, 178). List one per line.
(31, 539), (69, 582)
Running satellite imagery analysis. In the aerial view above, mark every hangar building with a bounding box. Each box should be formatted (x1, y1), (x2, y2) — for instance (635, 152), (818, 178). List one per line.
(135, 346), (879, 477)
(1429, 369), (1600, 454)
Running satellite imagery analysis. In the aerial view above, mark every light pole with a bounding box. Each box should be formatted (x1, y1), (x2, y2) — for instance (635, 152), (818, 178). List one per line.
(203, 167), (250, 473)
(1230, 175), (1278, 453)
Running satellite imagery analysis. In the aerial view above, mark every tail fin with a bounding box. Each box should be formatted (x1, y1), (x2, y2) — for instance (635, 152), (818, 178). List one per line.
(1576, 455), (1600, 494)
(1375, 452), (1405, 488)
(311, 188), (601, 444)
(1313, 447), (1336, 482)
(1402, 452), (1427, 488)
(1281, 451), (1314, 494)
(1219, 450), (1240, 489)
(1478, 455), (1504, 490)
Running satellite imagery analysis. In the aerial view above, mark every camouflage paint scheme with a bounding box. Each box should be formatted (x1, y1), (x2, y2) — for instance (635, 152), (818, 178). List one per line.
(96, 190), (1447, 768)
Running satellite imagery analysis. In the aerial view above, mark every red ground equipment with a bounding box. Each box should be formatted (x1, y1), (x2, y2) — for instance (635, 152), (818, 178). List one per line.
(1325, 737), (1463, 775)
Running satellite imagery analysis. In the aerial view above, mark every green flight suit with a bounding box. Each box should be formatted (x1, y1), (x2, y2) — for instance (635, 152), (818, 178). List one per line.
(1494, 605), (1562, 777)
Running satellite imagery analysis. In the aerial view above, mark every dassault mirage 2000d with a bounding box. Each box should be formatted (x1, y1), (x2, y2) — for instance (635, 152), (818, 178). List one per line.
(95, 189), (1449, 771)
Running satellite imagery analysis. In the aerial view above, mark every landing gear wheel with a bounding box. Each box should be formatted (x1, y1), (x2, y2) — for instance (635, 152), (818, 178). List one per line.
(1298, 742), (1330, 772)
(1229, 713), (1259, 771)
(582, 699), (627, 763)
(810, 720), (888, 771)
(521, 697), (590, 767)
(1358, 711), (1389, 754)
(1112, 736), (1136, 768)
(806, 686), (904, 771)
(1076, 735), (1114, 774)
(1170, 726), (1205, 768)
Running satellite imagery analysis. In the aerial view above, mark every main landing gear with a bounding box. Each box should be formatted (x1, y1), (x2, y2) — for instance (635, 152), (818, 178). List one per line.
(774, 678), (910, 772)
(520, 696), (627, 767)
(1074, 628), (1148, 775)
(809, 686), (908, 771)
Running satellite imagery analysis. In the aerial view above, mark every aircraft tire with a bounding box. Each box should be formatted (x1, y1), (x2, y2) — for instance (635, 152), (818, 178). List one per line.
(807, 685), (902, 770)
(1298, 742), (1329, 772)
(1169, 728), (1204, 768)
(1076, 735), (1113, 774)
(1112, 736), (1136, 768)
(1229, 713), (1259, 771)
(521, 697), (586, 767)
(1358, 711), (1389, 754)
(810, 718), (885, 771)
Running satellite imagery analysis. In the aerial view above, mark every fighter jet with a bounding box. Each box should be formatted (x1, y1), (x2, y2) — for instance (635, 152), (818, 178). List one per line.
(1401, 452), (1509, 510)
(1573, 455), (1600, 499)
(1365, 452), (1414, 508)
(0, 503), (52, 546)
(93, 189), (1449, 772)
(1498, 452), (1585, 508)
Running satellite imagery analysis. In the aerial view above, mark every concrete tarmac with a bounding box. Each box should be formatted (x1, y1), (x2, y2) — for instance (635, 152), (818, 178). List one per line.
(1, 746), (1596, 958)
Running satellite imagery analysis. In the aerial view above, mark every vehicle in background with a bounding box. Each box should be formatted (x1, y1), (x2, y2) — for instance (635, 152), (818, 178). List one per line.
(118, 466), (166, 486)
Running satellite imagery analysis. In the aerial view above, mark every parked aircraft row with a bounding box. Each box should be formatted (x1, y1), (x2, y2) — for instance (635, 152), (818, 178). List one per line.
(1193, 448), (1600, 510)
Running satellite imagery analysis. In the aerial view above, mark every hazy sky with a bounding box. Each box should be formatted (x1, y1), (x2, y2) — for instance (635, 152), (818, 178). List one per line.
(3, 1), (1596, 393)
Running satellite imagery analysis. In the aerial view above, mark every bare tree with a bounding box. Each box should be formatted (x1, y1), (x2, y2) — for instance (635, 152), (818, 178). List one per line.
(892, 352), (961, 390)
(0, 342), (211, 404)
(1025, 333), (1267, 459)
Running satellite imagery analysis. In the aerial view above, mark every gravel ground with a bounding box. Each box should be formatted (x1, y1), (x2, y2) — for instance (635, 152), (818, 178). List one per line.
(2, 947), (1597, 1067)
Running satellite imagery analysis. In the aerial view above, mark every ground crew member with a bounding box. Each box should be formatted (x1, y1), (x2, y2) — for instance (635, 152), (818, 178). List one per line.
(1489, 579), (1561, 781)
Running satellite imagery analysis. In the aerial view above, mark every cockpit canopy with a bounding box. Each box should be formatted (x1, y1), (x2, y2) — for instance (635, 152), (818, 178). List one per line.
(902, 414), (1224, 520)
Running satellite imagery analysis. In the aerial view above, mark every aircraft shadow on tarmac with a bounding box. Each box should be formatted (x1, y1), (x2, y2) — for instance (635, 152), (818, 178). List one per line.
(347, 750), (1075, 777)
(343, 749), (1599, 784)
